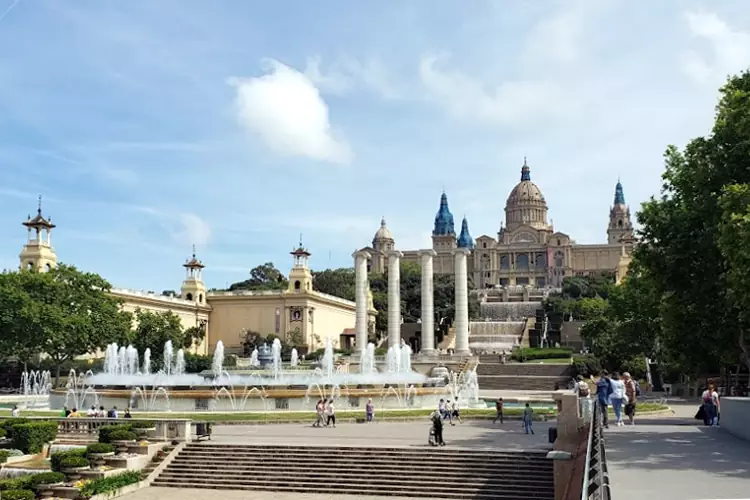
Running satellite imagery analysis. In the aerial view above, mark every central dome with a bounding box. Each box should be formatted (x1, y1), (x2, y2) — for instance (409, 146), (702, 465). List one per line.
(504, 160), (549, 231)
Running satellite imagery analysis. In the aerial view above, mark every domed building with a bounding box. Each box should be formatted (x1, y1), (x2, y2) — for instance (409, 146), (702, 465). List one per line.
(373, 158), (634, 289)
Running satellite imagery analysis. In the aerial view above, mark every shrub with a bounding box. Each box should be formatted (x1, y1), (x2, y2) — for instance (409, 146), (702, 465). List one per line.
(0, 427), (6, 439)
(572, 354), (603, 378)
(1, 418), (29, 438)
(50, 448), (87, 472)
(511, 347), (573, 361)
(0, 450), (8, 464)
(0, 476), (33, 492)
(86, 443), (115, 455)
(98, 424), (132, 443)
(107, 429), (137, 442)
(128, 420), (155, 429)
(0, 449), (24, 463)
(11, 422), (58, 454)
(28, 471), (65, 488)
(1, 489), (36, 500)
(78, 470), (142, 498)
(59, 455), (90, 469)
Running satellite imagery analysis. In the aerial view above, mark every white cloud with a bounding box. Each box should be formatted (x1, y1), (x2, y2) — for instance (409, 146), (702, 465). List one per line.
(523, 5), (585, 66)
(418, 55), (565, 123)
(174, 213), (212, 247)
(228, 60), (352, 164)
(681, 11), (750, 84)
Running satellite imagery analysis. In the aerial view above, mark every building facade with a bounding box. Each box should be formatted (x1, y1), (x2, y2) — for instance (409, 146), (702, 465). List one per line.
(372, 160), (635, 287)
(15, 206), (371, 356)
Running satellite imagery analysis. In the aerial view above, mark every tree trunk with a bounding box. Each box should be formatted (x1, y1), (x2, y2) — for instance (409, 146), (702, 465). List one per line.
(55, 361), (62, 389)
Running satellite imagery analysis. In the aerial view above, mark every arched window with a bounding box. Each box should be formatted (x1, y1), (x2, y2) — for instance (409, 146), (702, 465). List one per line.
(500, 255), (509, 269)
(618, 219), (623, 227)
(198, 294), (203, 303)
(45, 263), (51, 271)
(554, 251), (564, 268)
(516, 254), (529, 270)
(535, 253), (546, 269)
(294, 280), (301, 290)
(186, 293), (193, 301)
(27, 262), (34, 270)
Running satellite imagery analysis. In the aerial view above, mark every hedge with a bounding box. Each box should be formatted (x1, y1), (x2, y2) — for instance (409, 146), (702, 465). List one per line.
(128, 420), (155, 429)
(572, 354), (603, 378)
(107, 429), (137, 442)
(0, 490), (35, 500)
(511, 347), (573, 361)
(51, 448), (87, 472)
(86, 443), (115, 455)
(11, 422), (58, 454)
(27, 471), (65, 488)
(98, 424), (133, 444)
(1, 418), (29, 438)
(59, 455), (90, 469)
(0, 476), (33, 492)
(0, 449), (23, 464)
(0, 427), (6, 439)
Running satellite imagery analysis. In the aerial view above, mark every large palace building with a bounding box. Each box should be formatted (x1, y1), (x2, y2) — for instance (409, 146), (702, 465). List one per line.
(368, 160), (635, 287)
(15, 201), (373, 355)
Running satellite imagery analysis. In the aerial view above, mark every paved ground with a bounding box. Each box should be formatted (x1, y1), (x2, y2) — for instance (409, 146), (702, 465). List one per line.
(208, 419), (555, 450)
(606, 403), (750, 500)
(120, 489), (418, 500)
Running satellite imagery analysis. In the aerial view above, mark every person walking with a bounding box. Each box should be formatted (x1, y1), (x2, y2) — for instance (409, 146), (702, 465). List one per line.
(11, 405), (19, 417)
(623, 372), (637, 426)
(313, 399), (325, 427)
(493, 398), (504, 424)
(595, 370), (612, 428)
(701, 383), (720, 426)
(522, 403), (535, 434)
(450, 399), (462, 425)
(430, 409), (445, 446)
(609, 372), (626, 426)
(326, 399), (336, 428)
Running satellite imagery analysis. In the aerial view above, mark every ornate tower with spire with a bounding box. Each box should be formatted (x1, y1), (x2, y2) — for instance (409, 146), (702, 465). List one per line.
(607, 180), (634, 244)
(19, 195), (58, 272)
(457, 216), (474, 250)
(181, 246), (207, 304)
(432, 192), (457, 251)
(288, 237), (313, 293)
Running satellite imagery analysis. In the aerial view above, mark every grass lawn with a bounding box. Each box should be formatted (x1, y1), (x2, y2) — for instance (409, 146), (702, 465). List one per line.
(0, 403), (669, 422)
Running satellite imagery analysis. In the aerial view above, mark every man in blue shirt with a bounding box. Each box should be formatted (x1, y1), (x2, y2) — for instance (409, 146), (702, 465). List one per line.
(595, 370), (611, 428)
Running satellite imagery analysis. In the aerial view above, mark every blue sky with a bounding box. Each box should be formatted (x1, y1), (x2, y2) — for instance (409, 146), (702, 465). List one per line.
(1, 0), (749, 291)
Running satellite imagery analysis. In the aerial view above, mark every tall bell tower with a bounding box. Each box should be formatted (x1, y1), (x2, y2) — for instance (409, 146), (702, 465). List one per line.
(607, 180), (634, 244)
(288, 237), (313, 293)
(19, 195), (58, 272)
(181, 246), (207, 304)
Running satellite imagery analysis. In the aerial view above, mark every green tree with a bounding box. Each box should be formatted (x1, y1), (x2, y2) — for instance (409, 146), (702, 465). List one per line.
(312, 268), (355, 300)
(0, 271), (46, 369)
(572, 297), (609, 321)
(718, 183), (750, 371)
(634, 71), (750, 376)
(125, 309), (185, 369)
(229, 262), (288, 291)
(183, 323), (207, 350)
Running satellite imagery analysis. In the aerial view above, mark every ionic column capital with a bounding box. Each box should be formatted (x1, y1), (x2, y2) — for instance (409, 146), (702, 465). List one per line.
(417, 249), (437, 258)
(352, 249), (372, 260)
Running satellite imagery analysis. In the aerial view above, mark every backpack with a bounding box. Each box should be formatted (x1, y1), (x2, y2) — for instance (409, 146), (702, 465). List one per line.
(634, 380), (641, 397)
(106, 409), (115, 418)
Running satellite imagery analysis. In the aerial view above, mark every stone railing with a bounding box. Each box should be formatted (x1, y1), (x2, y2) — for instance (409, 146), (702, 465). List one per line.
(207, 289), (356, 308)
(110, 288), (200, 307)
(581, 402), (610, 500)
(0, 417), (194, 442)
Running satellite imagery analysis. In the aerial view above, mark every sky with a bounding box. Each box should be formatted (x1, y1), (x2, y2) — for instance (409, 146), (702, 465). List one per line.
(0, 0), (749, 292)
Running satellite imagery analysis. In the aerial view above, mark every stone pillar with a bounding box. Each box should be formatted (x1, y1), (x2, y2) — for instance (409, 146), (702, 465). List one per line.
(387, 250), (403, 349)
(418, 249), (437, 355)
(453, 247), (471, 355)
(353, 250), (371, 354)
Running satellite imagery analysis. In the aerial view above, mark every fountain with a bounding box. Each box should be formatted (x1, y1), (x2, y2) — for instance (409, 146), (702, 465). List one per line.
(290, 348), (299, 367)
(20, 370), (51, 408)
(47, 335), (470, 412)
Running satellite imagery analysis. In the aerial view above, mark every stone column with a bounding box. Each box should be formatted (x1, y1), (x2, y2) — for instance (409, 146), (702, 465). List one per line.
(418, 249), (437, 355)
(353, 250), (371, 354)
(453, 247), (471, 355)
(387, 250), (403, 349)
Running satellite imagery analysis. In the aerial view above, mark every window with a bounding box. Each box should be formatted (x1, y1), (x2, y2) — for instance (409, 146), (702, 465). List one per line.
(294, 280), (301, 290)
(186, 293), (193, 301)
(482, 242), (487, 248)
(198, 294), (203, 303)
(500, 256), (509, 269)
(618, 219), (623, 227)
(557, 239), (561, 245)
(516, 254), (529, 270)
(554, 251), (564, 268)
(516, 277), (530, 285)
(535, 253), (546, 269)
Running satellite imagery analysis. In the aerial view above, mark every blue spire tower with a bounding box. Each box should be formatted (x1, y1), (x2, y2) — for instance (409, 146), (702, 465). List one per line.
(432, 191), (457, 250)
(614, 179), (625, 205)
(608, 179), (634, 244)
(457, 216), (474, 249)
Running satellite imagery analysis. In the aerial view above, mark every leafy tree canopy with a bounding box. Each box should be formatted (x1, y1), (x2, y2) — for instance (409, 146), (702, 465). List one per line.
(229, 262), (288, 291)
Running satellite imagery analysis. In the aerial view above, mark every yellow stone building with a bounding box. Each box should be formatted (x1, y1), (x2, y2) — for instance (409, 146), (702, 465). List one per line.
(16, 204), (372, 356)
(370, 160), (635, 287)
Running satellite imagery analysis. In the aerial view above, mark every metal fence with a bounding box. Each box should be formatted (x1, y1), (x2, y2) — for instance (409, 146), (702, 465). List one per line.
(581, 401), (611, 500)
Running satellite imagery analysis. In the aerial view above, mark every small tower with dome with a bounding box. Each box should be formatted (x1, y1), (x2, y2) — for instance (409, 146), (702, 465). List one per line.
(19, 195), (58, 272)
(181, 246), (207, 304)
(370, 217), (394, 274)
(457, 216), (474, 250)
(432, 191), (457, 250)
(288, 237), (313, 293)
(504, 158), (549, 234)
(607, 180), (634, 244)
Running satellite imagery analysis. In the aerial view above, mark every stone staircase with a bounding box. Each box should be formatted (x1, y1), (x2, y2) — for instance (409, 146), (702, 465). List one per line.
(476, 360), (572, 391)
(153, 443), (555, 499)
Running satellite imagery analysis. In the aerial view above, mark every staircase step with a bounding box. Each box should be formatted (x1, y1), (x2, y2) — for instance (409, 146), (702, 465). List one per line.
(150, 480), (554, 500)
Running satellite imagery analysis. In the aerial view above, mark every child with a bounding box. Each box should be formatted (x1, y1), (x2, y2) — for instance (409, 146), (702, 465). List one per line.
(522, 403), (535, 435)
(365, 398), (374, 423)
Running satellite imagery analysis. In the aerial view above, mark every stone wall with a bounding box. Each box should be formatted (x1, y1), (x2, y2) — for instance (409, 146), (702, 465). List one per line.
(720, 397), (750, 442)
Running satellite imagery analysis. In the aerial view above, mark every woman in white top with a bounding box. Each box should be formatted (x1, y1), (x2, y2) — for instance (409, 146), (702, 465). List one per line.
(701, 383), (720, 426)
(609, 372), (626, 426)
(326, 400), (336, 428)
